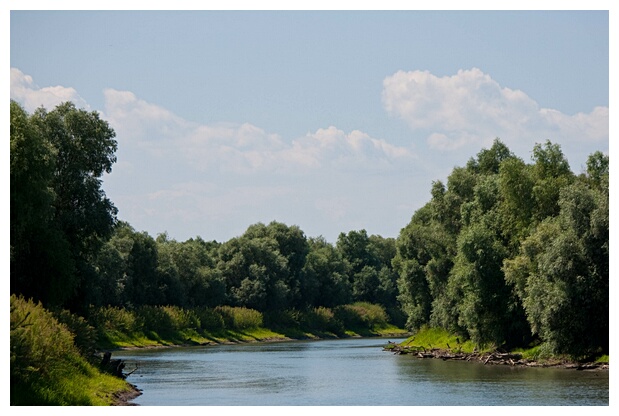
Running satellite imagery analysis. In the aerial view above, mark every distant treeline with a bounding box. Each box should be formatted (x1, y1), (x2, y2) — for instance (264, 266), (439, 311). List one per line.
(11, 100), (608, 359)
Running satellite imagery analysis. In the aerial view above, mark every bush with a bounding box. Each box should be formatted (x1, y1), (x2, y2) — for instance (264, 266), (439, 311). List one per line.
(264, 309), (301, 329)
(11, 295), (79, 387)
(195, 307), (225, 331)
(353, 302), (389, 328)
(53, 309), (98, 360)
(334, 302), (389, 330)
(88, 305), (140, 334)
(299, 307), (344, 334)
(10, 294), (127, 405)
(215, 306), (263, 330)
(136, 305), (175, 334)
(161, 305), (200, 330)
(334, 305), (366, 328)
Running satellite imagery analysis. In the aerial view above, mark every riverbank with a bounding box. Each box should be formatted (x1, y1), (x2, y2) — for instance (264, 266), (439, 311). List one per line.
(111, 383), (143, 406)
(106, 330), (410, 405)
(383, 342), (609, 371)
(107, 336), (610, 406)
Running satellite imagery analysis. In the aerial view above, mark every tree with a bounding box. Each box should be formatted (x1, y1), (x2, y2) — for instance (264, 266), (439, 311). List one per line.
(467, 138), (515, 175)
(449, 223), (510, 346)
(156, 236), (224, 307)
(531, 140), (574, 221)
(301, 237), (351, 308)
(585, 150), (609, 188)
(504, 177), (609, 356)
(498, 157), (535, 249)
(216, 228), (290, 311)
(10, 101), (72, 306)
(337, 230), (398, 309)
(10, 101), (118, 308)
(243, 222), (310, 308)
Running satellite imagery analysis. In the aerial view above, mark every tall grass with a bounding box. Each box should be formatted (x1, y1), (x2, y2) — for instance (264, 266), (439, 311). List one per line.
(10, 295), (131, 405)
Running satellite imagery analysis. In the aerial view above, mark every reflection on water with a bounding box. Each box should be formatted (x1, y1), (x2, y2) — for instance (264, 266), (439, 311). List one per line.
(115, 338), (608, 406)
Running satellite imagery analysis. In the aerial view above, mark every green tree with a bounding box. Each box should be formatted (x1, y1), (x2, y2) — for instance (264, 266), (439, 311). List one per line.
(504, 177), (609, 356)
(337, 230), (399, 310)
(467, 138), (515, 175)
(301, 237), (351, 307)
(531, 140), (574, 221)
(156, 235), (224, 307)
(10, 100), (70, 306)
(498, 157), (535, 249)
(243, 221), (309, 308)
(10, 101), (118, 308)
(217, 230), (289, 311)
(124, 229), (163, 306)
(449, 223), (510, 346)
(584, 150), (609, 188)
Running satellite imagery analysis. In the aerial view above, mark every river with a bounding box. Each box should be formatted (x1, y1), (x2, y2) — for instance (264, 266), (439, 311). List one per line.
(115, 337), (609, 406)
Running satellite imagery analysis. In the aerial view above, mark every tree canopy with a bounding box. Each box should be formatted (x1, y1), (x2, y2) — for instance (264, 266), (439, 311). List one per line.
(11, 100), (118, 308)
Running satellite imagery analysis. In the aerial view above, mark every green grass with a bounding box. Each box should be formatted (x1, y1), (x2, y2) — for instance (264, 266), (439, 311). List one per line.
(596, 355), (609, 364)
(10, 295), (135, 405)
(372, 324), (410, 336)
(23, 363), (133, 405)
(400, 326), (478, 353)
(92, 303), (407, 349)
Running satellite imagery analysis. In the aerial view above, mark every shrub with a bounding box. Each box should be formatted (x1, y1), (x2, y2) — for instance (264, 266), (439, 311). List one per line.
(88, 305), (140, 334)
(11, 295), (79, 387)
(136, 305), (174, 334)
(161, 305), (200, 330)
(195, 307), (225, 331)
(334, 305), (365, 328)
(298, 307), (344, 334)
(53, 309), (98, 360)
(264, 309), (301, 329)
(215, 306), (263, 330)
(10, 294), (126, 405)
(334, 302), (389, 330)
(352, 302), (389, 328)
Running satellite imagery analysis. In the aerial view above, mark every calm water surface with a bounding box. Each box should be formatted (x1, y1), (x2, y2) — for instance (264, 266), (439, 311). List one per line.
(116, 338), (609, 406)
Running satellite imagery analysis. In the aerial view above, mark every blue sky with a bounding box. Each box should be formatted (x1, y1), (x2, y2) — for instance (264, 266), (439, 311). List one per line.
(7, 4), (613, 244)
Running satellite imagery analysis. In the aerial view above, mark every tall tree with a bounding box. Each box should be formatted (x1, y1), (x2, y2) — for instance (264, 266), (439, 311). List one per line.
(504, 175), (609, 356)
(10, 101), (118, 308)
(301, 237), (351, 308)
(531, 140), (574, 221)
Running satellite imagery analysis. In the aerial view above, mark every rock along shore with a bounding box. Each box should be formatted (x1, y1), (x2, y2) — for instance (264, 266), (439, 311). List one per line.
(383, 342), (609, 371)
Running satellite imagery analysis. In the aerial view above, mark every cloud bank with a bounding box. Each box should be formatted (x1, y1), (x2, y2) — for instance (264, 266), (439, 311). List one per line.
(101, 87), (416, 176)
(382, 68), (608, 152)
(11, 68), (90, 112)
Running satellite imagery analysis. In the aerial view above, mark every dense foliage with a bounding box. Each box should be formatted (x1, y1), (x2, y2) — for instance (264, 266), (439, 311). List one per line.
(10, 99), (609, 405)
(393, 139), (609, 357)
(11, 100), (118, 308)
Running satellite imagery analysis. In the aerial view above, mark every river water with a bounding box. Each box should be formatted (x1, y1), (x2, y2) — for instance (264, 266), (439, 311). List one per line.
(115, 337), (609, 406)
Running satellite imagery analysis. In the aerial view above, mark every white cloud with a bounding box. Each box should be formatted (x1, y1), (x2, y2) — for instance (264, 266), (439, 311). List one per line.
(10, 67), (89, 112)
(102, 89), (416, 175)
(283, 126), (416, 171)
(382, 68), (608, 152)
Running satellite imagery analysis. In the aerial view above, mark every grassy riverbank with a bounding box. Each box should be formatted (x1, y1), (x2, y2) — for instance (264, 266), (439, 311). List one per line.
(10, 295), (138, 405)
(10, 297), (407, 405)
(390, 326), (609, 369)
(91, 303), (409, 350)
